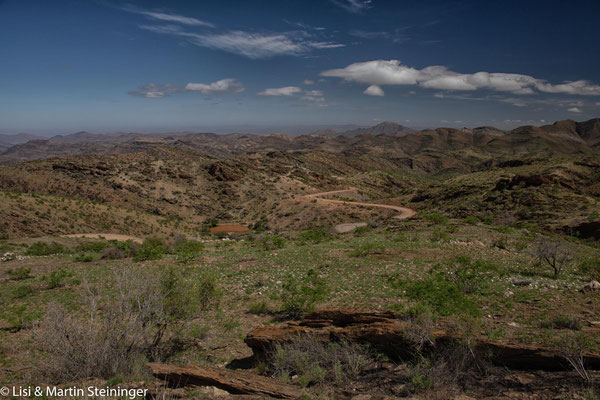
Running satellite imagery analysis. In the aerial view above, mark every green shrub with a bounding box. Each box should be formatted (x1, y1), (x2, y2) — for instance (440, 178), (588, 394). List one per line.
(421, 212), (448, 225)
(299, 227), (331, 244)
(348, 242), (386, 257)
(175, 240), (204, 264)
(26, 241), (68, 256)
(431, 257), (499, 295)
(354, 225), (372, 236)
(134, 237), (167, 261)
(12, 284), (33, 299)
(75, 241), (111, 253)
(579, 258), (600, 281)
(7, 267), (31, 280)
(280, 269), (327, 319)
(393, 273), (479, 316)
(261, 236), (286, 251)
(463, 216), (479, 225)
(73, 253), (94, 262)
(1, 305), (41, 330)
(46, 267), (71, 289)
(248, 299), (272, 315)
(268, 335), (372, 387)
(540, 315), (582, 331)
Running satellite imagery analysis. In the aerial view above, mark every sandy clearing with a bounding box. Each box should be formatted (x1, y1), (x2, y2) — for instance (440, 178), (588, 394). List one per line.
(210, 225), (250, 233)
(306, 188), (416, 220)
(334, 222), (368, 233)
(61, 233), (144, 243)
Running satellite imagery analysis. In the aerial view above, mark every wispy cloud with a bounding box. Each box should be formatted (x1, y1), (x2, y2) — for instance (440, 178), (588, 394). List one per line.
(349, 29), (410, 44)
(128, 83), (182, 99)
(122, 5), (214, 27)
(321, 60), (600, 96)
(185, 79), (244, 94)
(331, 0), (372, 13)
(129, 79), (243, 98)
(139, 25), (344, 58)
(568, 107), (582, 113)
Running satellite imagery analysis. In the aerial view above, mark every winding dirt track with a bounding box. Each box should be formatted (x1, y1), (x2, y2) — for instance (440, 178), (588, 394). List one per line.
(305, 188), (416, 220)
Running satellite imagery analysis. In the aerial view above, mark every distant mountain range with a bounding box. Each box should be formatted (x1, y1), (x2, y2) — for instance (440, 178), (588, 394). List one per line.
(0, 119), (598, 161)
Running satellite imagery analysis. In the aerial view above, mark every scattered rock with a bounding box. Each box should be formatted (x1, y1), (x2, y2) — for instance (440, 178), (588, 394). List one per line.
(582, 280), (600, 292)
(510, 278), (532, 286)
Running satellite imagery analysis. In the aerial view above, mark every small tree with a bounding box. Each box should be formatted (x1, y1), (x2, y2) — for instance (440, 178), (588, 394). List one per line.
(535, 238), (572, 277)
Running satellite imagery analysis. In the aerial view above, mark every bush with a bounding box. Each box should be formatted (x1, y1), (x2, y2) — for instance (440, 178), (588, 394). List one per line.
(348, 242), (386, 257)
(261, 236), (286, 251)
(100, 241), (135, 260)
(534, 238), (572, 277)
(46, 267), (71, 289)
(11, 284), (33, 299)
(579, 258), (600, 281)
(7, 267), (31, 280)
(75, 241), (111, 253)
(463, 216), (479, 225)
(248, 299), (272, 315)
(540, 315), (582, 331)
(26, 241), (68, 256)
(268, 335), (372, 387)
(1, 305), (41, 331)
(134, 237), (167, 261)
(175, 240), (204, 264)
(393, 273), (479, 317)
(421, 212), (448, 225)
(73, 253), (94, 262)
(298, 227), (331, 244)
(279, 269), (327, 319)
(34, 264), (220, 381)
(431, 256), (499, 295)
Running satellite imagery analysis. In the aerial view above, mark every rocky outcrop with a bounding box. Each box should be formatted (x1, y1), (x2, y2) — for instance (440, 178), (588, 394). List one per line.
(245, 309), (600, 371)
(147, 363), (303, 399)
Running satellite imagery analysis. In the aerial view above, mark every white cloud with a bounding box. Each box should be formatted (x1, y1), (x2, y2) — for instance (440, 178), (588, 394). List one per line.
(185, 79), (244, 94)
(321, 60), (600, 96)
(363, 85), (384, 96)
(128, 83), (182, 98)
(568, 107), (582, 113)
(258, 86), (303, 96)
(138, 11), (214, 27)
(122, 5), (214, 27)
(303, 80), (315, 85)
(331, 0), (372, 13)
(304, 90), (324, 96)
(140, 25), (343, 59)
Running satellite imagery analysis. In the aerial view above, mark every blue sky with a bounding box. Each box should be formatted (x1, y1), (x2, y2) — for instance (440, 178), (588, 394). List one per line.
(1, 0), (599, 134)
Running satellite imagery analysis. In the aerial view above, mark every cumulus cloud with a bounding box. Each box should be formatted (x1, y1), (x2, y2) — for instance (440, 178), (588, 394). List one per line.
(568, 107), (582, 113)
(258, 87), (327, 105)
(140, 25), (343, 59)
(363, 85), (384, 96)
(129, 79), (243, 98)
(258, 86), (303, 96)
(321, 60), (600, 96)
(331, 0), (372, 13)
(185, 79), (244, 94)
(128, 83), (182, 98)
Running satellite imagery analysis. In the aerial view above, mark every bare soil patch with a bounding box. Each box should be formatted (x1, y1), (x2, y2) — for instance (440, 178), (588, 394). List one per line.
(210, 224), (250, 233)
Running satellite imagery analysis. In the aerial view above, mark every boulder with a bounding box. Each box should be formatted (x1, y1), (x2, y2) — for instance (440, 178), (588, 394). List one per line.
(147, 363), (303, 399)
(245, 308), (600, 371)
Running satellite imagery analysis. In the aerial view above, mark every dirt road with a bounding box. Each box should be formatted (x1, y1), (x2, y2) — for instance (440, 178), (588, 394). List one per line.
(305, 188), (416, 220)
(62, 233), (144, 243)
